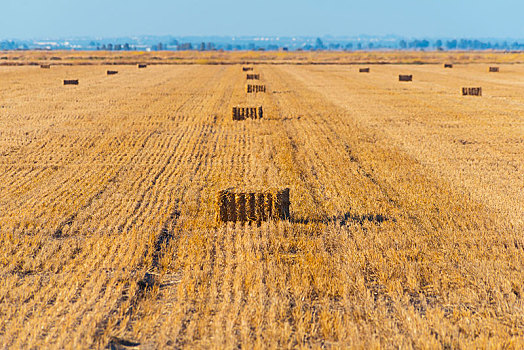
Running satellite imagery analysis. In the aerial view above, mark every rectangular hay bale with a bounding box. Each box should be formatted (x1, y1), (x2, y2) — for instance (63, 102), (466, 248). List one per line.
(246, 193), (256, 222)
(236, 193), (247, 222)
(216, 188), (290, 224)
(232, 106), (263, 120)
(246, 84), (266, 93)
(63, 79), (79, 85)
(399, 75), (413, 82)
(40, 64), (51, 69)
(359, 68), (370, 73)
(275, 188), (290, 219)
(264, 191), (273, 220)
(215, 190), (229, 224)
(255, 192), (265, 223)
(137, 64), (147, 68)
(226, 191), (237, 222)
(107, 70), (118, 75)
(444, 64), (453, 68)
(489, 67), (499, 72)
(462, 87), (482, 96)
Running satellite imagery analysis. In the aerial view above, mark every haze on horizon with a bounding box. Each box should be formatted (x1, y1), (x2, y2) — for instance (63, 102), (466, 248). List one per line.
(2, 0), (523, 39)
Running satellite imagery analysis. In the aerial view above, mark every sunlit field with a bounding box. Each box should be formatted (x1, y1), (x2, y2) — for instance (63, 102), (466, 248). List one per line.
(1, 53), (523, 348)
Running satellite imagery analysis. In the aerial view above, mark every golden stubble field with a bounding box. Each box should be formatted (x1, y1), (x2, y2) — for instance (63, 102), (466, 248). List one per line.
(0, 54), (523, 348)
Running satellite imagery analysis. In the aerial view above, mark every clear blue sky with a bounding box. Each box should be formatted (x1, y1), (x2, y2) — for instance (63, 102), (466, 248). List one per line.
(2, 0), (523, 39)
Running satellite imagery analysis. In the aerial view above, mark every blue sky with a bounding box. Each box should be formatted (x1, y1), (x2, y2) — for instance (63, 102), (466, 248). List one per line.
(2, 0), (523, 39)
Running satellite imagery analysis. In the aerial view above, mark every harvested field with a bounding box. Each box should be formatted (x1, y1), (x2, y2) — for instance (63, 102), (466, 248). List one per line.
(0, 50), (523, 66)
(0, 61), (523, 349)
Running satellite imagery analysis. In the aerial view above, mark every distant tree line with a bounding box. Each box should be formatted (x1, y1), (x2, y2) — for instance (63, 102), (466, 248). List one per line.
(2, 38), (524, 52)
(96, 43), (133, 51)
(0, 40), (28, 50)
(398, 39), (523, 50)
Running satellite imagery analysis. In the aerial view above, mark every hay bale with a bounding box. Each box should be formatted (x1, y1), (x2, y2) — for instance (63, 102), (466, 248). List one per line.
(226, 191), (237, 222)
(255, 193), (266, 223)
(215, 190), (229, 224)
(236, 193), (247, 222)
(63, 79), (79, 85)
(232, 107), (245, 121)
(444, 64), (453, 68)
(225, 192), (235, 222)
(264, 191), (273, 220)
(462, 87), (482, 96)
(107, 70), (118, 75)
(489, 67), (499, 72)
(232, 106), (264, 120)
(40, 64), (51, 69)
(246, 193), (256, 222)
(399, 75), (413, 82)
(271, 190), (281, 219)
(216, 188), (290, 224)
(242, 67), (254, 71)
(137, 64), (147, 69)
(246, 85), (266, 93)
(359, 68), (370, 73)
(276, 188), (290, 219)
(246, 74), (260, 80)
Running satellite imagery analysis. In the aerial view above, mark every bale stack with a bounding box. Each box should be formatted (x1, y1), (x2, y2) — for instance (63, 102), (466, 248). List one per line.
(489, 67), (499, 72)
(359, 68), (370, 73)
(399, 75), (413, 82)
(444, 64), (453, 68)
(462, 87), (482, 96)
(107, 70), (118, 75)
(246, 84), (266, 93)
(215, 188), (290, 224)
(40, 64), (51, 69)
(242, 67), (254, 71)
(63, 80), (79, 85)
(246, 74), (260, 80)
(232, 106), (263, 120)
(137, 64), (147, 69)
